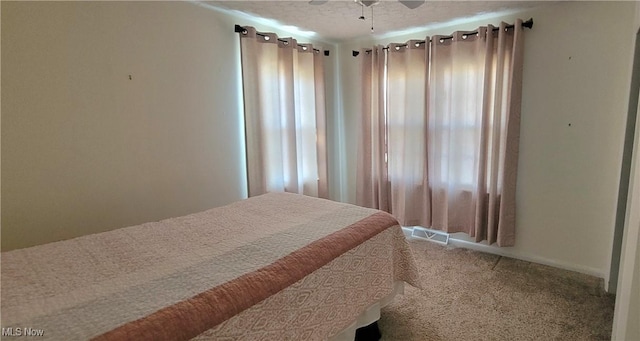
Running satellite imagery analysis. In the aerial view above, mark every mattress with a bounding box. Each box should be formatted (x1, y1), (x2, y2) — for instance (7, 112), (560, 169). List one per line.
(1, 192), (421, 340)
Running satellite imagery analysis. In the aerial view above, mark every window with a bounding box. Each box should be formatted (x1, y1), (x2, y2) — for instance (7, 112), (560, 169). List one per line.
(239, 28), (327, 198)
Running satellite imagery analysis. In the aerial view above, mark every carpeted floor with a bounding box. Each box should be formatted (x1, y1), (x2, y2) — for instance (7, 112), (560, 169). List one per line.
(378, 239), (616, 340)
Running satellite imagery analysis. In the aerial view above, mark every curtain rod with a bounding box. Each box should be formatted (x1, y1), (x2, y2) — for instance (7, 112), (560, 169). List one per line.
(234, 25), (330, 56)
(352, 17), (533, 57)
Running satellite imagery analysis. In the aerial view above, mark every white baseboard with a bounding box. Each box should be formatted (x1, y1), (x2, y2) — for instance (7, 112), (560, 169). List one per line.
(401, 227), (606, 282)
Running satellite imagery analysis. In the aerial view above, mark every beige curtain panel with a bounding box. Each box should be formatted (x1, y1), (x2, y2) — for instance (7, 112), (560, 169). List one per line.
(356, 45), (390, 212)
(358, 20), (525, 247)
(239, 26), (328, 199)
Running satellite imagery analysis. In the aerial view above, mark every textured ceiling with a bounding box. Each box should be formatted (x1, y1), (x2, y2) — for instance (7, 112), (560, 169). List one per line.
(208, 0), (548, 42)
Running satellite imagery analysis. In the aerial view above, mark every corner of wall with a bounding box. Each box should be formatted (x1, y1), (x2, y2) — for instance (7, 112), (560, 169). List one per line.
(611, 3), (640, 340)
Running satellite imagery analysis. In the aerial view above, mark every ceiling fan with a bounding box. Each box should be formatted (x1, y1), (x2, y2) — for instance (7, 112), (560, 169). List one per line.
(309, 0), (425, 10)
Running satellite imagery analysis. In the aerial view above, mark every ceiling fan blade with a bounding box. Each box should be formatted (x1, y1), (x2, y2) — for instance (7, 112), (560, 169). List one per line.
(308, 0), (329, 4)
(398, 0), (425, 9)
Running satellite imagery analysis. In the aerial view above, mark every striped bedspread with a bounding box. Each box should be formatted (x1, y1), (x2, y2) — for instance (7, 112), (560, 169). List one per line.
(1, 192), (421, 340)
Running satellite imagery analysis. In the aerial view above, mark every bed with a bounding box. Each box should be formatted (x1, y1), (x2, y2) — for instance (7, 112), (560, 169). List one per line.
(1, 192), (421, 340)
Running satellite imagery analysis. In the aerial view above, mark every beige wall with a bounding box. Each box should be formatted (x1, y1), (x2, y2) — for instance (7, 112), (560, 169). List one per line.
(337, 1), (636, 281)
(0, 1), (338, 250)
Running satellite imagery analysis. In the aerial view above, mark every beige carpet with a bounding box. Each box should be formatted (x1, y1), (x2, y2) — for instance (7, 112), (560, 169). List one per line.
(378, 239), (616, 340)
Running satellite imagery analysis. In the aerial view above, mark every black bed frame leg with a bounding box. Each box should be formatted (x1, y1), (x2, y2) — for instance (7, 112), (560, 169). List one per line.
(354, 321), (381, 341)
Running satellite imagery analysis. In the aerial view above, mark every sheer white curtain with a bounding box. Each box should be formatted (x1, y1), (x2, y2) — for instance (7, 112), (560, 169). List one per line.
(239, 27), (328, 198)
(359, 20), (525, 246)
(386, 41), (431, 226)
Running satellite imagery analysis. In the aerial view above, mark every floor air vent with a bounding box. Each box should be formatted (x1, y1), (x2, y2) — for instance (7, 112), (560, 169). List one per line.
(411, 227), (450, 245)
